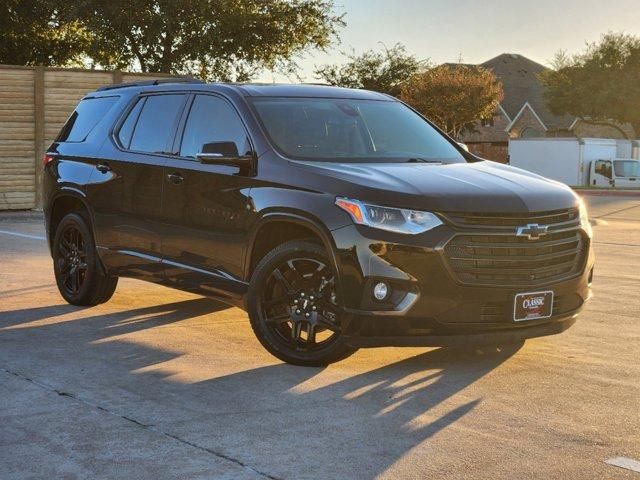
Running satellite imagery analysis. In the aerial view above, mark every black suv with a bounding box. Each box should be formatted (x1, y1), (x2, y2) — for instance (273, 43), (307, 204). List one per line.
(43, 79), (594, 365)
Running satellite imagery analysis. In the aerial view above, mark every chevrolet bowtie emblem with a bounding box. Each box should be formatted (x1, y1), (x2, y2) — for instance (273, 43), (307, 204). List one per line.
(515, 223), (549, 240)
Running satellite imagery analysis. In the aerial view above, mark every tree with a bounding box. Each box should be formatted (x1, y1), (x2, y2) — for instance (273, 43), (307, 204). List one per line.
(0, 0), (90, 66)
(399, 65), (503, 139)
(63, 0), (344, 80)
(541, 33), (640, 137)
(314, 44), (427, 97)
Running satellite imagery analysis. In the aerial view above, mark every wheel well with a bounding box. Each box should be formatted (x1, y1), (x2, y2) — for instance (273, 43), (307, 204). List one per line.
(249, 221), (323, 275)
(49, 196), (89, 247)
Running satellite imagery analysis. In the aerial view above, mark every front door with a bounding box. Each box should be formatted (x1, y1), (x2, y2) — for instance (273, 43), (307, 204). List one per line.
(591, 159), (612, 187)
(161, 93), (254, 299)
(88, 93), (188, 280)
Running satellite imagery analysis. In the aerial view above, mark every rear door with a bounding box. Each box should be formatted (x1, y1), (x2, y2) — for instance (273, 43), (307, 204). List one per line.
(161, 93), (254, 299)
(87, 93), (188, 279)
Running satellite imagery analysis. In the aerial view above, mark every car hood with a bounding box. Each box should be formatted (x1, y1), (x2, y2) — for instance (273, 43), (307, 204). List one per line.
(297, 160), (580, 213)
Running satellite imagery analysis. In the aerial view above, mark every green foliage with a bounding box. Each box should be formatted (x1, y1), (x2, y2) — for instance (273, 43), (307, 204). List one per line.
(399, 65), (504, 139)
(314, 44), (427, 97)
(541, 33), (640, 137)
(64, 0), (344, 80)
(0, 0), (90, 66)
(0, 0), (343, 80)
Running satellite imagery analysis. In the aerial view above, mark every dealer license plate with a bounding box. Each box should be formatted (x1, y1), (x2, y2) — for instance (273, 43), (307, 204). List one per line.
(513, 291), (554, 322)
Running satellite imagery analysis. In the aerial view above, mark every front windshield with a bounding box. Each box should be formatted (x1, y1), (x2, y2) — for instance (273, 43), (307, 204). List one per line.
(249, 97), (465, 163)
(614, 160), (640, 177)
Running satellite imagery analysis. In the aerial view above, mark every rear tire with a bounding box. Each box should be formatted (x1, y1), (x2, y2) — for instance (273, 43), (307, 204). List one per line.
(52, 213), (118, 306)
(247, 240), (356, 366)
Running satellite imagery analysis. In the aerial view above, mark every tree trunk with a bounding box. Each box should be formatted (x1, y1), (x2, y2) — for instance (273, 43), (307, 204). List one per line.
(160, 31), (174, 73)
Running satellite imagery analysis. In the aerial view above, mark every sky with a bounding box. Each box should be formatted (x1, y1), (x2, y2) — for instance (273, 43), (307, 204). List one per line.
(259, 0), (640, 82)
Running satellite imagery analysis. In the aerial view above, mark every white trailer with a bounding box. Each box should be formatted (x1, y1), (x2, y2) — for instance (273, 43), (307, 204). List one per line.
(508, 138), (640, 187)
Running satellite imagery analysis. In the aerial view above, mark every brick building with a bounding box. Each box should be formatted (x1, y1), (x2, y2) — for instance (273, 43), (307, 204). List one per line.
(456, 54), (635, 163)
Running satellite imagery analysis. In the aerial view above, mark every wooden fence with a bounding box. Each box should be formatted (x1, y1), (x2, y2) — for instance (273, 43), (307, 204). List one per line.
(0, 65), (174, 210)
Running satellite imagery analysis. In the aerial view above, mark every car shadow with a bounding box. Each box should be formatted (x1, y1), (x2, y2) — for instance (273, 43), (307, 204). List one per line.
(0, 297), (522, 479)
(181, 343), (522, 479)
(0, 297), (229, 330)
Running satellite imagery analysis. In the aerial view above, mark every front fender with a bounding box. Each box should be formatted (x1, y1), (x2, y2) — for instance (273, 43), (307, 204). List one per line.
(245, 187), (352, 304)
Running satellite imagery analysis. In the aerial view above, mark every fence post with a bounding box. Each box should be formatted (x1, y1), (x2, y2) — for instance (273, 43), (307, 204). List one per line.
(112, 70), (123, 84)
(34, 66), (45, 209)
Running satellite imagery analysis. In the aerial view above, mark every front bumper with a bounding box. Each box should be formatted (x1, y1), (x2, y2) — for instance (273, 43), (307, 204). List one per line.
(330, 222), (594, 347)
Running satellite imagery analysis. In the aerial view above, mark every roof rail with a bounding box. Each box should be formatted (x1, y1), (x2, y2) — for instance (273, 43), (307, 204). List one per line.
(96, 77), (204, 92)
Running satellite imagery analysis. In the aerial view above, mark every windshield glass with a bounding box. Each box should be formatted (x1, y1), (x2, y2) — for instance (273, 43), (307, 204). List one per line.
(614, 160), (640, 177)
(249, 97), (465, 162)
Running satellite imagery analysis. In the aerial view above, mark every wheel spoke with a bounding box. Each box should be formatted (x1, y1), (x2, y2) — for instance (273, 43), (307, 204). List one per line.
(264, 313), (291, 325)
(321, 300), (341, 317)
(317, 314), (340, 333)
(262, 294), (289, 310)
(290, 321), (303, 347)
(59, 238), (72, 256)
(286, 260), (306, 289)
(306, 323), (316, 348)
(310, 264), (330, 285)
(70, 269), (79, 293)
(272, 268), (296, 295)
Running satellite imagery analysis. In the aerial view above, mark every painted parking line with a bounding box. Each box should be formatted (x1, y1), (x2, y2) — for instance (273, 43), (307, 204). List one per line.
(606, 457), (640, 473)
(0, 230), (46, 241)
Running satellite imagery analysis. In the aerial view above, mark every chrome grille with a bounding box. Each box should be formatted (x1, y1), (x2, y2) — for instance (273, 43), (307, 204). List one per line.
(442, 209), (587, 287)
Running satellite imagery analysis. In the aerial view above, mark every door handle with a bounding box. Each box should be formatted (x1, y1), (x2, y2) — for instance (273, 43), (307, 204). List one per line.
(96, 163), (111, 173)
(167, 172), (184, 184)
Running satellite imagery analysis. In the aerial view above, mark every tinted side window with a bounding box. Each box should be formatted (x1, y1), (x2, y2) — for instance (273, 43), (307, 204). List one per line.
(58, 96), (119, 142)
(180, 95), (249, 158)
(117, 97), (145, 149)
(130, 94), (186, 154)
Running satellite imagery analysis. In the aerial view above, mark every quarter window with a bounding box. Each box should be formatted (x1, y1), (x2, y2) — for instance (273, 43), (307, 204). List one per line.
(58, 96), (119, 142)
(179, 95), (249, 158)
(128, 94), (186, 154)
(117, 97), (145, 149)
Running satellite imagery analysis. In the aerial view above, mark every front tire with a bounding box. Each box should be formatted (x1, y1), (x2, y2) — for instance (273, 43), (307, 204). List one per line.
(52, 213), (118, 306)
(247, 241), (356, 366)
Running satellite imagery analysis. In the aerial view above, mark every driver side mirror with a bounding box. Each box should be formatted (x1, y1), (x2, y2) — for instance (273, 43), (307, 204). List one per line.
(196, 141), (255, 173)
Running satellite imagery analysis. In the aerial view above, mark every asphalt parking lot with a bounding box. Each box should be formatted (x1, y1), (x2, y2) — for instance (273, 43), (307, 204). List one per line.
(1, 195), (638, 480)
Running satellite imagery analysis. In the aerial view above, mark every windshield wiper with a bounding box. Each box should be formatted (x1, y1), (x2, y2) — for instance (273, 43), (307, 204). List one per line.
(406, 158), (442, 163)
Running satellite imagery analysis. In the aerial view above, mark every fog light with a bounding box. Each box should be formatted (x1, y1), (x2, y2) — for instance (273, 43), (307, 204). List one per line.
(373, 282), (389, 301)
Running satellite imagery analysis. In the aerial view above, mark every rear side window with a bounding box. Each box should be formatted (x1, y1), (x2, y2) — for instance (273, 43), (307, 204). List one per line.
(57, 96), (118, 142)
(179, 95), (249, 158)
(127, 94), (186, 154)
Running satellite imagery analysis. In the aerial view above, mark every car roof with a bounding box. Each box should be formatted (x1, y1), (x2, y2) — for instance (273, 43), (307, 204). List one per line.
(232, 83), (390, 100)
(90, 80), (392, 101)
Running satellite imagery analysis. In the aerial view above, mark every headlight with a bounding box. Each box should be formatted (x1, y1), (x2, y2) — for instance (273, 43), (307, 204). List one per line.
(335, 197), (443, 234)
(579, 200), (593, 237)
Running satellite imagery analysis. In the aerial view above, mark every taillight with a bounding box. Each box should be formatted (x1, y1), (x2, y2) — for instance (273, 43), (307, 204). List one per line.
(43, 154), (55, 166)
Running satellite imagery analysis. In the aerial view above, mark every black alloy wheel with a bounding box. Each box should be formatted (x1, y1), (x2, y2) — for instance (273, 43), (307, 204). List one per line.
(248, 241), (356, 366)
(52, 212), (118, 306)
(56, 222), (88, 296)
